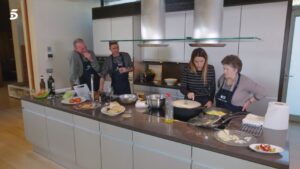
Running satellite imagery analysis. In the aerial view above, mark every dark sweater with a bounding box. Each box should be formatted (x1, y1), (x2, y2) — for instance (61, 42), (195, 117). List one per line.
(180, 65), (216, 101)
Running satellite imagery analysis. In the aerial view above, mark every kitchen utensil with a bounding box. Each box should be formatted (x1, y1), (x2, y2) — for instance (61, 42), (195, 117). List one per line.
(118, 94), (137, 104)
(240, 123), (263, 137)
(173, 99), (202, 121)
(249, 144), (283, 154)
(73, 84), (91, 100)
(214, 129), (257, 147)
(146, 94), (165, 109)
(188, 114), (221, 127)
(164, 78), (178, 86)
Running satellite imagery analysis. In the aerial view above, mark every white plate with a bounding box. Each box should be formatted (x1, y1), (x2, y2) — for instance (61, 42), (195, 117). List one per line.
(101, 105), (125, 116)
(249, 144), (284, 154)
(61, 97), (86, 105)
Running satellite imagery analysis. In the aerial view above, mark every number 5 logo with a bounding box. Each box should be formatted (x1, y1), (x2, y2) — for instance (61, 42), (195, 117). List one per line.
(10, 9), (18, 20)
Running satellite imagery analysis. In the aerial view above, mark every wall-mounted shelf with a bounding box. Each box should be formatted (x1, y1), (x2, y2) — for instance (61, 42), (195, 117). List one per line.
(100, 36), (261, 42)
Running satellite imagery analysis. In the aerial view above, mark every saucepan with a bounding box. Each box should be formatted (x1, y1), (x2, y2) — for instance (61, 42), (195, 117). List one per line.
(173, 99), (203, 121)
(146, 94), (165, 109)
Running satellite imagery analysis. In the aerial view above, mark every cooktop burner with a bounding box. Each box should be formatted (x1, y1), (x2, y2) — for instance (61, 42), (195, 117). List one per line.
(144, 108), (165, 117)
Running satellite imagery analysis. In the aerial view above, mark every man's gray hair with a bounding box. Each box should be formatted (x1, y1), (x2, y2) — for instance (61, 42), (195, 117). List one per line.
(73, 38), (84, 48)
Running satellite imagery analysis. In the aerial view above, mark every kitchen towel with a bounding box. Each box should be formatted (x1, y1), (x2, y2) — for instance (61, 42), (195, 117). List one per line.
(263, 102), (289, 130)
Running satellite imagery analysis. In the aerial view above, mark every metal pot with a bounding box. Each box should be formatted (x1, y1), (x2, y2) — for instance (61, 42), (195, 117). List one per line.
(173, 100), (202, 121)
(146, 94), (165, 109)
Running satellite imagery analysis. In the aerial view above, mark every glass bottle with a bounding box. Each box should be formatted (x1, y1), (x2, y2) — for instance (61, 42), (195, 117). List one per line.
(40, 75), (46, 91)
(47, 73), (55, 96)
(164, 93), (174, 124)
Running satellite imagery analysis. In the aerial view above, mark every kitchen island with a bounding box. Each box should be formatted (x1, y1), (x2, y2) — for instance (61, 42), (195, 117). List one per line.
(21, 96), (289, 169)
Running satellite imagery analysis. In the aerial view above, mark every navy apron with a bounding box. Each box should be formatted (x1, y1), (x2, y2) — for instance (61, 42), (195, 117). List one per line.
(79, 54), (100, 91)
(111, 54), (131, 95)
(216, 74), (243, 113)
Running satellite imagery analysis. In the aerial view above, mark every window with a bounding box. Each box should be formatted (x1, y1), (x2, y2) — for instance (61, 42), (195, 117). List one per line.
(293, 0), (300, 6)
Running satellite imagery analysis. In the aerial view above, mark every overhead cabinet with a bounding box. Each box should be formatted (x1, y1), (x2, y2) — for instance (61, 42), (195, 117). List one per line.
(93, 16), (133, 57)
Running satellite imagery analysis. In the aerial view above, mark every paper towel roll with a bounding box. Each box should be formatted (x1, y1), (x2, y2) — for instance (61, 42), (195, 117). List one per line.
(263, 102), (289, 130)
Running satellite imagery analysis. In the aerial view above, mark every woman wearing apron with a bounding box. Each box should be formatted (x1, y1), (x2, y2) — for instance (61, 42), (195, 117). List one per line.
(180, 48), (216, 107)
(216, 55), (266, 113)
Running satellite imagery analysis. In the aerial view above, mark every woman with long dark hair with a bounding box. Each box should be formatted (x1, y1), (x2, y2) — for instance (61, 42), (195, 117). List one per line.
(180, 48), (216, 107)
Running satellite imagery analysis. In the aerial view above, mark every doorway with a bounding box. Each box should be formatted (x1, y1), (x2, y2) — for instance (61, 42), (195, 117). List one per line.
(283, 6), (300, 121)
(0, 0), (17, 86)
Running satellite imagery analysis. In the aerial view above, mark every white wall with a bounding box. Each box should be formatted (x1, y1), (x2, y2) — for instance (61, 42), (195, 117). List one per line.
(27, 0), (100, 90)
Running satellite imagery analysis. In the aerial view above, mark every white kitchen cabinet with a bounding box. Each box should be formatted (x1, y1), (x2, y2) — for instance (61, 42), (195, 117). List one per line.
(239, 2), (287, 111)
(74, 115), (101, 169)
(158, 12), (185, 62)
(45, 107), (77, 169)
(93, 18), (111, 56)
(133, 132), (191, 169)
(100, 123), (133, 169)
(21, 101), (49, 157)
(93, 16), (134, 57)
(192, 147), (275, 169)
(141, 47), (159, 61)
(112, 16), (134, 58)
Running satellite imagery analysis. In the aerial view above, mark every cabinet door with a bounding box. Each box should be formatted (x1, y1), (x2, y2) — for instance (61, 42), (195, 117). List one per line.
(100, 123), (133, 169)
(74, 115), (101, 169)
(93, 18), (111, 56)
(22, 101), (48, 152)
(159, 12), (185, 62)
(192, 147), (274, 169)
(112, 16), (134, 58)
(133, 132), (191, 169)
(45, 108), (76, 169)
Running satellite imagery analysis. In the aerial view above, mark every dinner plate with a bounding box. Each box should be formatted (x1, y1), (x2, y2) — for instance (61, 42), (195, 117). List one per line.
(101, 105), (126, 116)
(61, 97), (86, 105)
(214, 129), (257, 147)
(249, 144), (284, 154)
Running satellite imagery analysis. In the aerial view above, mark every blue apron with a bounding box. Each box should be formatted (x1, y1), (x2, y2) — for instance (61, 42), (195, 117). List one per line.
(79, 54), (100, 91)
(216, 74), (243, 113)
(111, 54), (131, 95)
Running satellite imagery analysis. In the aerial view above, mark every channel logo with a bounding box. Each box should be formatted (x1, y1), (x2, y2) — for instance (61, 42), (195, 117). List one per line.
(10, 9), (18, 20)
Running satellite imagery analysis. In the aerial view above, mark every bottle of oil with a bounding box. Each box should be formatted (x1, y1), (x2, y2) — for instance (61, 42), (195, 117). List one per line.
(39, 75), (46, 91)
(47, 73), (55, 96)
(164, 93), (174, 124)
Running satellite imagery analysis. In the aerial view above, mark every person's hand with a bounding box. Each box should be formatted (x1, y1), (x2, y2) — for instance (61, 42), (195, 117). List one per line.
(187, 92), (195, 100)
(118, 67), (128, 74)
(242, 100), (252, 112)
(204, 101), (213, 108)
(82, 52), (93, 62)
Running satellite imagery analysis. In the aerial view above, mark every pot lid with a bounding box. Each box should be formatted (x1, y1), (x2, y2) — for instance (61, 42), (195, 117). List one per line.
(173, 100), (201, 109)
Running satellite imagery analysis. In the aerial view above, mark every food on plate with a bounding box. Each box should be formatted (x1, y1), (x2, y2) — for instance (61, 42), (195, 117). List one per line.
(206, 110), (226, 116)
(255, 144), (276, 153)
(217, 130), (252, 144)
(63, 90), (74, 99)
(33, 91), (49, 99)
(69, 97), (82, 104)
(107, 102), (124, 114)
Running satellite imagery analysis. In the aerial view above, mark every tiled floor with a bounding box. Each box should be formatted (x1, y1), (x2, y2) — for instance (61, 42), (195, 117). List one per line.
(0, 85), (299, 169)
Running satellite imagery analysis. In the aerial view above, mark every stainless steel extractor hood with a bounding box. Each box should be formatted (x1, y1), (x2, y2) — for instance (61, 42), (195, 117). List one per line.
(190, 0), (225, 47)
(140, 0), (168, 47)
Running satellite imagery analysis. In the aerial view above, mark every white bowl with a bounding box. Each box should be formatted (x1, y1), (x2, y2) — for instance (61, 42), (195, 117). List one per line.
(164, 78), (178, 86)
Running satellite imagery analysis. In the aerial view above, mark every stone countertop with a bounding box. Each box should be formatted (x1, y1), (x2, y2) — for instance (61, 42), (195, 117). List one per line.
(21, 96), (289, 169)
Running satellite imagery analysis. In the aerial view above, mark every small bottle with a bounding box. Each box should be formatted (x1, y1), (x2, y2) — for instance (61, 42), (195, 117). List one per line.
(40, 75), (46, 91)
(47, 73), (55, 96)
(164, 93), (174, 124)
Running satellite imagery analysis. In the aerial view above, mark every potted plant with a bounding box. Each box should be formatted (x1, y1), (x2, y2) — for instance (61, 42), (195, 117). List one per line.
(144, 69), (155, 82)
